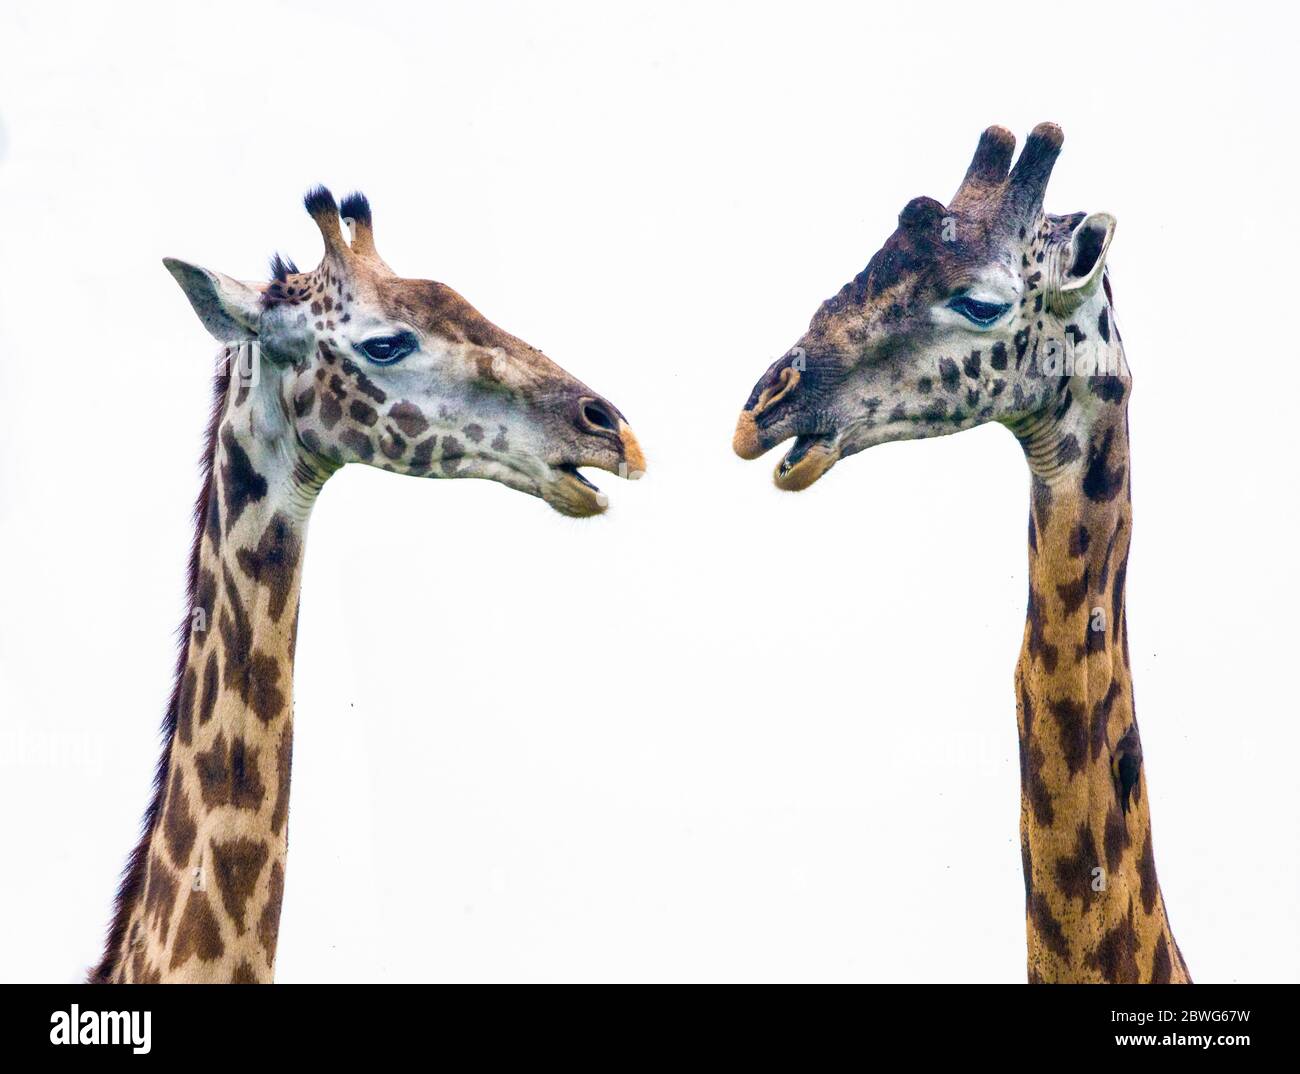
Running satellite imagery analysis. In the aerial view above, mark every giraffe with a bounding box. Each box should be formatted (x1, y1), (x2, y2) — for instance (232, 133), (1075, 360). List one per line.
(731, 124), (1189, 983)
(91, 187), (645, 983)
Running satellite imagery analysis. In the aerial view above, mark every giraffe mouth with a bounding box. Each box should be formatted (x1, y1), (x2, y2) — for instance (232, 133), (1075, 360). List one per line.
(538, 424), (646, 517)
(558, 462), (600, 491)
(537, 463), (606, 517)
(543, 461), (639, 518)
(772, 432), (841, 491)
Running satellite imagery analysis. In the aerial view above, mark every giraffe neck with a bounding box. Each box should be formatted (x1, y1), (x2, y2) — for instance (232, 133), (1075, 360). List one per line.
(95, 359), (330, 983)
(1008, 289), (1188, 983)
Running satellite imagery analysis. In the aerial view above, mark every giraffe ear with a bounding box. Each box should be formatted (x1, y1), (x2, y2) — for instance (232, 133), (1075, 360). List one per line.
(1055, 213), (1115, 304)
(163, 258), (264, 342)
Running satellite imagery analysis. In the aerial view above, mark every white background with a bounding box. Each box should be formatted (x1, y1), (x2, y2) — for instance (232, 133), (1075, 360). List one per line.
(1, 1), (1296, 983)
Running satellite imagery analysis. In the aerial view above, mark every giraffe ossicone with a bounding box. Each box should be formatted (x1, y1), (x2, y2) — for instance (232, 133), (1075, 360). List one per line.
(733, 123), (1190, 983)
(92, 187), (645, 983)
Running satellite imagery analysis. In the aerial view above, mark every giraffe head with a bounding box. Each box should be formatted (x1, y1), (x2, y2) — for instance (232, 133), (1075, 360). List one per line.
(165, 187), (645, 516)
(733, 123), (1118, 489)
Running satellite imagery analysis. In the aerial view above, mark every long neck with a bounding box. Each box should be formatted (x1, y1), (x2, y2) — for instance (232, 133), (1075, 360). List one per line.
(95, 363), (329, 983)
(1009, 289), (1188, 983)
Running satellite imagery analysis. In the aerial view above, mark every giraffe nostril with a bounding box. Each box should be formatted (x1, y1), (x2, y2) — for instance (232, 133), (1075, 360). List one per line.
(752, 365), (800, 417)
(579, 397), (619, 434)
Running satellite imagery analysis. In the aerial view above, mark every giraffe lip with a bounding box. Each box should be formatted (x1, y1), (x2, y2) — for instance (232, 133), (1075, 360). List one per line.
(773, 432), (841, 491)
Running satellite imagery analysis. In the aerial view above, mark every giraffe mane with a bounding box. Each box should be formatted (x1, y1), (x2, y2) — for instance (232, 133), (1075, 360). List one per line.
(89, 361), (233, 983)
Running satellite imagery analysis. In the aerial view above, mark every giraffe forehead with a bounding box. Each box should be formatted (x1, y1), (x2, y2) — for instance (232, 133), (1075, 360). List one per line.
(376, 277), (516, 350)
(817, 216), (1010, 328)
(372, 276), (577, 394)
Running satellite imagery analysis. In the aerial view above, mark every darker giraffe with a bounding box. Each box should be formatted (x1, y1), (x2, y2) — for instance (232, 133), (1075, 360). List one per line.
(733, 124), (1189, 983)
(91, 187), (644, 983)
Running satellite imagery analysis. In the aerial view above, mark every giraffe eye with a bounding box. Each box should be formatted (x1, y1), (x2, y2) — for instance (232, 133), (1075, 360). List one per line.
(947, 295), (1010, 327)
(357, 332), (418, 365)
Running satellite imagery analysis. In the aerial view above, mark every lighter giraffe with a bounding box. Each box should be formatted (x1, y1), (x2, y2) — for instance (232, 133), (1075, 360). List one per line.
(92, 188), (645, 983)
(733, 124), (1189, 982)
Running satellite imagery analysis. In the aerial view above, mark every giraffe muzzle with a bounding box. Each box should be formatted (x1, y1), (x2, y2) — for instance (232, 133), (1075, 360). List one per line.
(542, 399), (646, 517)
(733, 364), (842, 490)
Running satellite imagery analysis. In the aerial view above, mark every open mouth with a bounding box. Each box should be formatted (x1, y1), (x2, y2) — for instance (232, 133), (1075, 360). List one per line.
(732, 382), (842, 492)
(772, 431), (841, 491)
(537, 423), (647, 517)
(543, 463), (610, 517)
(544, 448), (645, 517)
(533, 418), (644, 514)
(557, 462), (600, 492)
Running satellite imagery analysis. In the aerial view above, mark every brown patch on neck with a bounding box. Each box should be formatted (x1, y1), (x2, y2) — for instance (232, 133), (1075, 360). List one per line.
(162, 774), (197, 868)
(194, 729), (268, 812)
(169, 889), (225, 970)
(211, 837), (270, 934)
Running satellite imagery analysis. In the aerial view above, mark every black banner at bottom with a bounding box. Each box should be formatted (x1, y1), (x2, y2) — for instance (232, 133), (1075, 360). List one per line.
(3, 983), (1292, 1061)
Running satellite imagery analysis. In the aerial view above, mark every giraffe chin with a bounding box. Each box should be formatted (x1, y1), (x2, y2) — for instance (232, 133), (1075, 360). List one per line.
(772, 433), (840, 491)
